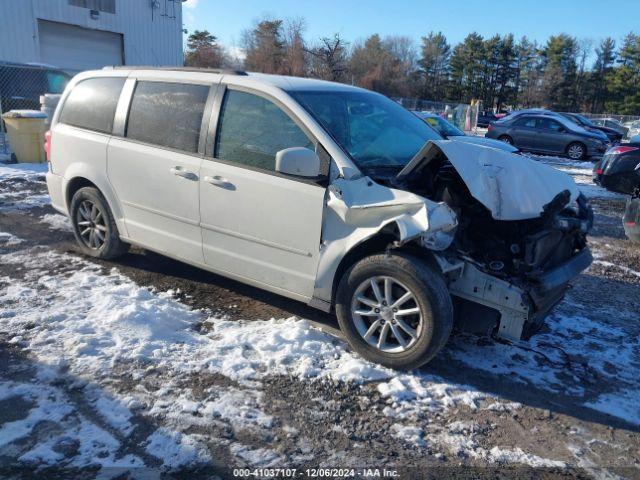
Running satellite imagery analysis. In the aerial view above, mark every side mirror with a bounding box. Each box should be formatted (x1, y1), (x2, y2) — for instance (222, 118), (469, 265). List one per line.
(275, 147), (321, 178)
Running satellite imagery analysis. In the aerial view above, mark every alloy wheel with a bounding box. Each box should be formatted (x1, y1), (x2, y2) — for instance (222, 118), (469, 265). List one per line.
(350, 276), (423, 353)
(567, 144), (584, 160)
(76, 200), (107, 250)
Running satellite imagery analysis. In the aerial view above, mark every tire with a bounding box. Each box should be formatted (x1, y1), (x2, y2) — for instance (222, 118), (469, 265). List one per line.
(335, 252), (453, 370)
(566, 142), (586, 160)
(498, 135), (513, 145)
(69, 187), (128, 260)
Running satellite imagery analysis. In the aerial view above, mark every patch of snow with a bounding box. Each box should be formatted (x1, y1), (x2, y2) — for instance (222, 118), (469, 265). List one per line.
(0, 162), (48, 179)
(0, 231), (22, 246)
(483, 401), (522, 412)
(391, 424), (425, 446)
(144, 428), (210, 468)
(229, 443), (283, 467)
(488, 446), (566, 468)
(40, 213), (71, 231)
(377, 374), (486, 419)
(584, 391), (640, 426)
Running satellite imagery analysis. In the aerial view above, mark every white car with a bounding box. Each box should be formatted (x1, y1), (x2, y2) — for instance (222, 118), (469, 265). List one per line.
(45, 68), (593, 370)
(623, 120), (640, 140)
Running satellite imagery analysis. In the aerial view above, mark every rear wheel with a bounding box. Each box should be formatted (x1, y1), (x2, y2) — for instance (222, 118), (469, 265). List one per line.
(566, 142), (586, 160)
(70, 187), (128, 259)
(335, 253), (453, 370)
(498, 135), (513, 145)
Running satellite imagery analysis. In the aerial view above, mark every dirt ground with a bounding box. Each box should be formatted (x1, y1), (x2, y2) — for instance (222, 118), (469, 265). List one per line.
(0, 159), (639, 479)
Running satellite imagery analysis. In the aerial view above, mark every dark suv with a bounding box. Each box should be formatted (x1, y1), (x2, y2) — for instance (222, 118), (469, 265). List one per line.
(486, 113), (609, 160)
(0, 61), (70, 114)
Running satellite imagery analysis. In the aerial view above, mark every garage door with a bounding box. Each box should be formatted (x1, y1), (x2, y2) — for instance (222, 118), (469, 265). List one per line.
(38, 20), (123, 73)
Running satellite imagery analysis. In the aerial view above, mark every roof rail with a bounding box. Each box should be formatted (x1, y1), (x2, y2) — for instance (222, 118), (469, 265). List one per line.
(102, 66), (248, 76)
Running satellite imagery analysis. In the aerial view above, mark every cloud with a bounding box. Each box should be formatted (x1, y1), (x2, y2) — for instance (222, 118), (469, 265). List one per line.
(183, 0), (198, 9)
(228, 46), (246, 61)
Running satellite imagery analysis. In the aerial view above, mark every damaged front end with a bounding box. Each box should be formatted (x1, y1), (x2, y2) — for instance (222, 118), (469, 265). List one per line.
(379, 141), (594, 341)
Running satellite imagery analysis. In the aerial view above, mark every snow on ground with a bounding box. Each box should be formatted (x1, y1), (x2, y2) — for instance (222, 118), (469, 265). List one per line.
(0, 232), (22, 246)
(0, 162), (48, 180)
(0, 241), (576, 472)
(0, 162), (49, 212)
(39, 213), (71, 231)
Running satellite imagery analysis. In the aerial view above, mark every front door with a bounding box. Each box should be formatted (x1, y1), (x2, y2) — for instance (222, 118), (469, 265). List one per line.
(108, 80), (211, 264)
(535, 117), (568, 154)
(199, 88), (326, 300)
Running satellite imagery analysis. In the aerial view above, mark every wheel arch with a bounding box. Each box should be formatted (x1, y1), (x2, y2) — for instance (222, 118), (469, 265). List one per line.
(328, 222), (438, 308)
(62, 167), (127, 237)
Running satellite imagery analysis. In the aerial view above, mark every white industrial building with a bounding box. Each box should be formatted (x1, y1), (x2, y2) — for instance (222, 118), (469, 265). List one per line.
(0, 0), (184, 72)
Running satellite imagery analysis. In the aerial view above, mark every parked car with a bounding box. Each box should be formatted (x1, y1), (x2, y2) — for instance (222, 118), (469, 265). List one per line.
(476, 110), (498, 128)
(591, 118), (629, 136)
(560, 112), (623, 144)
(46, 68), (593, 370)
(623, 194), (640, 243)
(622, 120), (640, 140)
(415, 112), (519, 153)
(592, 141), (640, 195)
(0, 61), (70, 113)
(486, 113), (609, 160)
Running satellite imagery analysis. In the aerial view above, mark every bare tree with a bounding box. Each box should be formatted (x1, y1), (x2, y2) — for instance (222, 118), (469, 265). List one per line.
(307, 34), (349, 81)
(282, 17), (308, 77)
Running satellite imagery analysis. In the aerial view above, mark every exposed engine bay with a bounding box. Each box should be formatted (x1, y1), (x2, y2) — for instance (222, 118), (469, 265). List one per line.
(366, 141), (594, 340)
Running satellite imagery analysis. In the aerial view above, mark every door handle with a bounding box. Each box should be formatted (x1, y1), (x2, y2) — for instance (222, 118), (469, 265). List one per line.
(170, 166), (197, 180)
(204, 175), (235, 190)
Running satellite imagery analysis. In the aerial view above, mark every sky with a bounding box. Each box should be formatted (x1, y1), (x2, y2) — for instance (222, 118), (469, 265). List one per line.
(182, 0), (638, 60)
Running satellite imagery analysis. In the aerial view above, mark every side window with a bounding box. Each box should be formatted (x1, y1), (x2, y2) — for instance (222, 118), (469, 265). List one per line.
(539, 118), (563, 131)
(514, 116), (536, 128)
(59, 77), (125, 133)
(126, 81), (210, 153)
(215, 89), (314, 172)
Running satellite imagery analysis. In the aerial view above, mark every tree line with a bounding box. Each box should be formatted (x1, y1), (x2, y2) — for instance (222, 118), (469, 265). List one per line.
(184, 19), (640, 115)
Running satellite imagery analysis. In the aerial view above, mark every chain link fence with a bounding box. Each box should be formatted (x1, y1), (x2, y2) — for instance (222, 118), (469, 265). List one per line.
(395, 98), (480, 132)
(0, 62), (70, 157)
(580, 113), (640, 125)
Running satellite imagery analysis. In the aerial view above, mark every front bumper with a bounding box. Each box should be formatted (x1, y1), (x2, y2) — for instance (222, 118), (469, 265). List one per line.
(449, 247), (592, 341)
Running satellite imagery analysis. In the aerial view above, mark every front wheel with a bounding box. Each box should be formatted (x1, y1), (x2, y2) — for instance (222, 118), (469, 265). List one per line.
(335, 253), (453, 370)
(498, 135), (514, 145)
(566, 142), (586, 160)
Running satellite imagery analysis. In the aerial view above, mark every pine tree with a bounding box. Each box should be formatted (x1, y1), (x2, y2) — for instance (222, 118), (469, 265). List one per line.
(605, 33), (640, 114)
(184, 30), (227, 68)
(418, 32), (451, 100)
(242, 20), (286, 74)
(590, 37), (616, 113)
(540, 34), (579, 110)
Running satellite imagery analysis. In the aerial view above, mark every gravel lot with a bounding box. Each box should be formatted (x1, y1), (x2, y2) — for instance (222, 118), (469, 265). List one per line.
(0, 157), (639, 479)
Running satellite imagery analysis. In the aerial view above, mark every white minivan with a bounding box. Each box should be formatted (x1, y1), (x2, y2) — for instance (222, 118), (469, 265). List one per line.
(45, 67), (593, 369)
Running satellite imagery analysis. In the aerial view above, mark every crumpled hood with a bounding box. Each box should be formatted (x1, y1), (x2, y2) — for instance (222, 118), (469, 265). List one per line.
(398, 140), (581, 221)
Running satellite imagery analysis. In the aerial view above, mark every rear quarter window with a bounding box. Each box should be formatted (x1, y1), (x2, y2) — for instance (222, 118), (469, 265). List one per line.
(59, 77), (125, 134)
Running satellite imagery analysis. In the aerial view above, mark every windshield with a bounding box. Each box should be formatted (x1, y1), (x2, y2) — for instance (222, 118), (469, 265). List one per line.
(422, 115), (465, 137)
(573, 114), (594, 127)
(289, 89), (441, 169)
